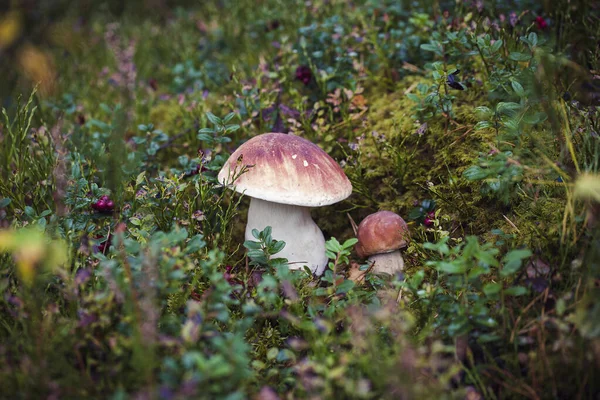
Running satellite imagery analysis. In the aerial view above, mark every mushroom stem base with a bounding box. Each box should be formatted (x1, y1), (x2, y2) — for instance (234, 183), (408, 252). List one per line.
(245, 198), (328, 275)
(368, 251), (404, 276)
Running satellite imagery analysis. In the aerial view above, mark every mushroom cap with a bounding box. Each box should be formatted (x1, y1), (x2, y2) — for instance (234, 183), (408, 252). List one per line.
(218, 133), (352, 207)
(355, 211), (409, 258)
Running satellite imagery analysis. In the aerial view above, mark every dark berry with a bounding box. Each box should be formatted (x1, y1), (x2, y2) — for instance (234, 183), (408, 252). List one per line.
(105, 200), (115, 211)
(424, 212), (435, 227)
(95, 234), (113, 254)
(295, 66), (312, 86)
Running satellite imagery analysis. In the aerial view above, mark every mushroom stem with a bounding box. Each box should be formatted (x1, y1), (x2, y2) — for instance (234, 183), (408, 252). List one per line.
(246, 197), (328, 275)
(368, 250), (404, 276)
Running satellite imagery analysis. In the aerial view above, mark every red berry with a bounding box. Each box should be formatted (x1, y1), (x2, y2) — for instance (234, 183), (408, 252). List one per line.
(95, 200), (107, 210)
(105, 200), (115, 211)
(535, 16), (547, 30)
(424, 212), (435, 227)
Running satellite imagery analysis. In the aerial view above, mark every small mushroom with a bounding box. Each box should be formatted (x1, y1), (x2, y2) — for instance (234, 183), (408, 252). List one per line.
(218, 133), (352, 275)
(355, 211), (409, 276)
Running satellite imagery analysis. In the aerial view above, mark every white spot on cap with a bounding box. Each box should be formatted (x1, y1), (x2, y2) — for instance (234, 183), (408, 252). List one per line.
(292, 154), (297, 159)
(303, 160), (308, 167)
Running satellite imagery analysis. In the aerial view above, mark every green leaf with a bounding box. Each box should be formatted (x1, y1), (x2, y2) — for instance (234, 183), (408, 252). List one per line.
(270, 240), (286, 254)
(478, 333), (501, 343)
(247, 250), (268, 264)
(474, 121), (492, 131)
(504, 286), (528, 296)
(263, 226), (272, 238)
(215, 136), (232, 143)
(511, 81), (525, 97)
(206, 112), (221, 125)
(483, 282), (502, 296)
(129, 217), (141, 226)
(0, 198), (10, 208)
(243, 240), (262, 250)
(197, 133), (213, 142)
(476, 316), (498, 328)
(556, 298), (566, 316)
(406, 93), (421, 103)
(409, 270), (425, 288)
(223, 112), (236, 123)
(501, 249), (532, 277)
(266, 348), (279, 360)
(476, 249), (500, 267)
(420, 43), (441, 54)
(527, 32), (538, 47)
(490, 39), (503, 53)
(225, 125), (240, 133)
(342, 238), (358, 248)
(496, 102), (522, 115)
(522, 111), (547, 125)
(435, 261), (466, 274)
(474, 106), (493, 119)
(336, 279), (355, 294)
(99, 103), (112, 114)
(463, 165), (488, 180)
(423, 237), (450, 254)
(134, 171), (146, 187)
(325, 237), (342, 253)
(509, 52), (531, 61)
(186, 235), (206, 253)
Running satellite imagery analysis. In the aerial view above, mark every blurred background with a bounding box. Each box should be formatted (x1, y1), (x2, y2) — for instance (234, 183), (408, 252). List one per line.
(0, 0), (202, 104)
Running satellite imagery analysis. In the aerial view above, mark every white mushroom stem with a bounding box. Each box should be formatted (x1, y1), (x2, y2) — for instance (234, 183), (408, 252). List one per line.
(368, 250), (404, 276)
(245, 197), (328, 275)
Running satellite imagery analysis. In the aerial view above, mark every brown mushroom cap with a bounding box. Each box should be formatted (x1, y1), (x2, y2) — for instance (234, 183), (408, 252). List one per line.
(355, 211), (409, 258)
(218, 133), (352, 207)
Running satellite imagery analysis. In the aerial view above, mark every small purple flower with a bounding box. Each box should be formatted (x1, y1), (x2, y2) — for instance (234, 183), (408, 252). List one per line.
(192, 210), (205, 222)
(78, 309), (97, 328)
(158, 386), (174, 400)
(509, 12), (518, 27)
(75, 268), (91, 286)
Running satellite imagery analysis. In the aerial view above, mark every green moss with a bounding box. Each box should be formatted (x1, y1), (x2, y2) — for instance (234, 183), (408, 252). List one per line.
(343, 76), (494, 231)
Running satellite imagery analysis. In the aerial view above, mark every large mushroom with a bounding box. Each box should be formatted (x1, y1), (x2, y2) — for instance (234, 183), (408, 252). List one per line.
(218, 133), (352, 275)
(355, 211), (409, 276)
